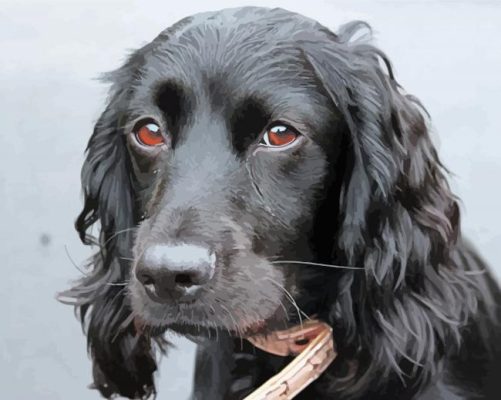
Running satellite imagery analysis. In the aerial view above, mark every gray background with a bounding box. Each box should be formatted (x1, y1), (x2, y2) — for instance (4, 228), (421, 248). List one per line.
(1, 0), (500, 399)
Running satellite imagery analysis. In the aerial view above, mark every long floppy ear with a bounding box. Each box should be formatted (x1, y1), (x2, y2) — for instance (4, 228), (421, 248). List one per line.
(302, 22), (482, 394)
(59, 83), (159, 398)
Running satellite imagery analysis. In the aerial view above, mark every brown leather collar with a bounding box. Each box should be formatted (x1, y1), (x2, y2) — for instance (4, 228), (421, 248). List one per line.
(134, 318), (336, 399)
(245, 320), (337, 399)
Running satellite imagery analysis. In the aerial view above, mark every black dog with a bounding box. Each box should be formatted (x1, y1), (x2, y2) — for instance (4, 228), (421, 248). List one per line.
(61, 7), (501, 399)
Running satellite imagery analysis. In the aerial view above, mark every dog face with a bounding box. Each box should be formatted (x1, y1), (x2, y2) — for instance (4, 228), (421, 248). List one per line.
(65, 7), (482, 399)
(124, 12), (345, 335)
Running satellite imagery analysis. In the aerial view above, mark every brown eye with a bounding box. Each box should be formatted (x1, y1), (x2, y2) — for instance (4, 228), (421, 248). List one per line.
(134, 121), (165, 147)
(261, 125), (298, 147)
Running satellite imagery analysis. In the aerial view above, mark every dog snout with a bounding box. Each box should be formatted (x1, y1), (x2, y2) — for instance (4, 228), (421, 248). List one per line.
(135, 244), (215, 302)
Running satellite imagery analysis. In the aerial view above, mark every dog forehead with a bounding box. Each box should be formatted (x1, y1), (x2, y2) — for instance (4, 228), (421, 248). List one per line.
(143, 7), (322, 81)
(162, 6), (319, 40)
(126, 7), (334, 125)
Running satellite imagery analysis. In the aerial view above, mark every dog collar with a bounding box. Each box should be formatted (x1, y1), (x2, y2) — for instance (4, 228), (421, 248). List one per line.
(245, 320), (337, 399)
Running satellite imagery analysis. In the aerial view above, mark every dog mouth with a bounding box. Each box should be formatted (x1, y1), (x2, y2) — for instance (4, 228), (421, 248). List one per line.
(166, 320), (268, 340)
(133, 316), (270, 342)
(133, 301), (292, 342)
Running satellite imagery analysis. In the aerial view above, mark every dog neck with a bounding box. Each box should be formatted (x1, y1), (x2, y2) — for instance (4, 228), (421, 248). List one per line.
(244, 320), (336, 399)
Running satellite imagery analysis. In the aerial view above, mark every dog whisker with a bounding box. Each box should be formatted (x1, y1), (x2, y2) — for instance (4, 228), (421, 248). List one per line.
(103, 227), (138, 247)
(463, 269), (487, 276)
(64, 244), (87, 275)
(112, 312), (136, 343)
(212, 304), (234, 338)
(219, 302), (245, 348)
(209, 305), (221, 342)
(265, 277), (309, 331)
(275, 297), (293, 329)
(271, 260), (363, 270)
(275, 296), (289, 316)
(105, 281), (129, 286)
(110, 285), (129, 308)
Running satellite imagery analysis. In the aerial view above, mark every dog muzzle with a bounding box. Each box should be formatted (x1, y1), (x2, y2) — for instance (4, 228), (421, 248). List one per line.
(244, 320), (337, 399)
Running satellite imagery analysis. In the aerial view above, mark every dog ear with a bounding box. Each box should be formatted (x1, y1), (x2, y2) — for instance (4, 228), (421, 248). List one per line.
(302, 22), (480, 393)
(59, 83), (159, 398)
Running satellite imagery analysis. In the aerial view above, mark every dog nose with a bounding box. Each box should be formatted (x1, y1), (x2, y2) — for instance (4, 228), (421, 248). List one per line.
(136, 244), (215, 302)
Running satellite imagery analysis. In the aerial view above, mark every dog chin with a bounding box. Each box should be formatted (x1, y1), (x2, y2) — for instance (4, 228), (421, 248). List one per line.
(163, 316), (285, 345)
(131, 293), (289, 340)
(134, 304), (282, 337)
(128, 272), (293, 340)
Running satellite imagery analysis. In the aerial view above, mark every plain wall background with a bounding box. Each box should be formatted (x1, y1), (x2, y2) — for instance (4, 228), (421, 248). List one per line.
(1, 0), (500, 398)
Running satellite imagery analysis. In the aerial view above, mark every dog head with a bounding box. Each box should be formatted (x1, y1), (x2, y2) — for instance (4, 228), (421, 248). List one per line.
(62, 7), (474, 398)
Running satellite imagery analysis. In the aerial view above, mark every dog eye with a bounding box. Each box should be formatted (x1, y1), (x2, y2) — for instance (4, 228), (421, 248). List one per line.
(260, 124), (298, 147)
(134, 121), (165, 147)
